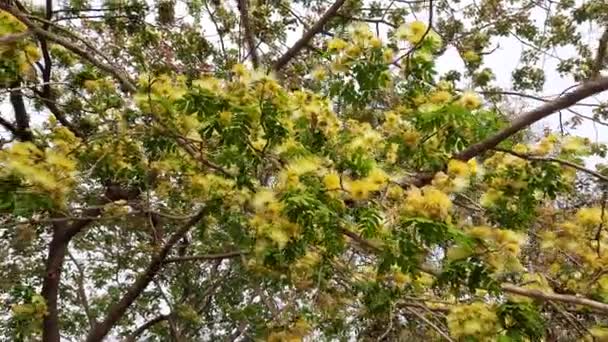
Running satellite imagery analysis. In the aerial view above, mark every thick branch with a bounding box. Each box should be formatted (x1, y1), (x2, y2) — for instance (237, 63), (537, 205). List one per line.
(85, 206), (210, 342)
(272, 0), (348, 71)
(454, 76), (608, 161)
(41, 186), (140, 342)
(237, 0), (259, 67)
(41, 229), (70, 342)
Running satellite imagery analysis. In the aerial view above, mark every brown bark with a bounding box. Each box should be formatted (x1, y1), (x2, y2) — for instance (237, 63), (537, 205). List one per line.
(41, 229), (70, 342)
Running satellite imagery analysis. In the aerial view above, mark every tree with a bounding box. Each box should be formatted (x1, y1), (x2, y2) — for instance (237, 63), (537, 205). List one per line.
(1, 0), (608, 340)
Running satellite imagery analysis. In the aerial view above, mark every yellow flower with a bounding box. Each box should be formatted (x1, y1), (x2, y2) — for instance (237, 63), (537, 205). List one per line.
(268, 229), (290, 249)
(447, 159), (469, 178)
(462, 50), (481, 63)
(231, 63), (249, 79)
(347, 180), (375, 200)
(346, 44), (362, 57)
(405, 20), (428, 44)
(327, 38), (348, 52)
(323, 172), (341, 190)
(311, 67), (327, 81)
(459, 91), (481, 110)
(429, 90), (452, 104)
(365, 168), (388, 189)
(576, 207), (603, 226)
(251, 189), (276, 212)
(24, 44), (41, 61)
(219, 111), (232, 125)
(480, 188), (502, 207)
(369, 37), (382, 48)
(382, 48), (394, 64)
(561, 136), (589, 154)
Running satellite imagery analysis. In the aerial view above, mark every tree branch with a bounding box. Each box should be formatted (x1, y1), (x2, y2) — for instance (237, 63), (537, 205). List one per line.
(272, 0), (348, 71)
(592, 27), (608, 79)
(339, 230), (608, 314)
(164, 250), (245, 263)
(85, 206), (210, 342)
(454, 76), (608, 161)
(124, 315), (169, 342)
(493, 148), (608, 183)
(0, 30), (31, 43)
(0, 4), (137, 93)
(9, 83), (34, 141)
(41, 186), (141, 342)
(237, 0), (259, 68)
(67, 251), (96, 329)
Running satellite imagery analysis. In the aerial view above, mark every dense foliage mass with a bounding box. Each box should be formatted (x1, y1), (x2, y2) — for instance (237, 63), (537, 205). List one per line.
(1, 0), (608, 340)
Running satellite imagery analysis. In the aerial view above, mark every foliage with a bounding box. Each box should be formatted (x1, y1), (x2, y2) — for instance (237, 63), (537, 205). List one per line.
(0, 0), (608, 341)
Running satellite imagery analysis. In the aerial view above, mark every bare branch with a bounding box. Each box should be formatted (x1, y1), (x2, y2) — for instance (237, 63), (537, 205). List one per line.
(272, 0), (348, 71)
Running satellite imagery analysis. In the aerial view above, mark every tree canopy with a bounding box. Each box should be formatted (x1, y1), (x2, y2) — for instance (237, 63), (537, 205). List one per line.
(1, 0), (608, 340)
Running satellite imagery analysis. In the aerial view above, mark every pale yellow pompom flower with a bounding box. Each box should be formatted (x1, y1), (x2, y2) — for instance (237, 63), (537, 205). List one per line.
(459, 91), (482, 110)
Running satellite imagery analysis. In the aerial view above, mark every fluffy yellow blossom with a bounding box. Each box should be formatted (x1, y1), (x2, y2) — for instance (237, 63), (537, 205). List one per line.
(251, 189), (276, 212)
(429, 90), (452, 104)
(447, 159), (470, 178)
(462, 50), (481, 63)
(480, 188), (502, 207)
(327, 37), (348, 52)
(218, 110), (232, 125)
(386, 143), (399, 164)
(323, 172), (341, 190)
(561, 136), (589, 154)
(403, 186), (452, 220)
(365, 168), (388, 189)
(346, 44), (362, 58)
(268, 229), (290, 249)
(467, 158), (482, 177)
(369, 37), (382, 48)
(311, 67), (327, 81)
(576, 207), (603, 226)
(347, 179), (376, 200)
(231, 63), (249, 79)
(382, 48), (394, 64)
(350, 23), (373, 41)
(394, 21), (428, 44)
(459, 91), (482, 110)
(512, 143), (528, 154)
(447, 302), (499, 339)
